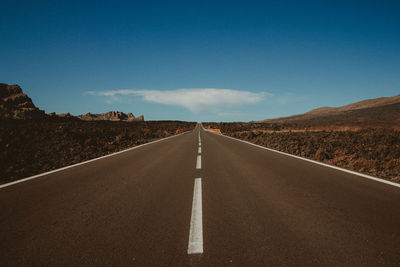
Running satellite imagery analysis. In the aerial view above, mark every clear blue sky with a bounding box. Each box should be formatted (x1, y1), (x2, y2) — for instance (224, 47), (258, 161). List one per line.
(1, 0), (399, 121)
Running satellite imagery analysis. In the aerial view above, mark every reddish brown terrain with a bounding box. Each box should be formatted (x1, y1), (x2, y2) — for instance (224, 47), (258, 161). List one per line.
(204, 94), (400, 183)
(261, 94), (400, 127)
(0, 84), (195, 183)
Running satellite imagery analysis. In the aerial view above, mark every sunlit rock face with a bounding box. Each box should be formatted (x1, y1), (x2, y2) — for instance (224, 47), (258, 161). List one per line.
(78, 111), (144, 122)
(0, 83), (46, 119)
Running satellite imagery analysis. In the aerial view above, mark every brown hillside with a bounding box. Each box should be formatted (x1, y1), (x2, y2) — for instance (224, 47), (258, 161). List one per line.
(307, 94), (400, 115)
(263, 94), (400, 126)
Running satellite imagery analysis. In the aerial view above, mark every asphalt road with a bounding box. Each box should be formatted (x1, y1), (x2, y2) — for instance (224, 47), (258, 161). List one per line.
(1, 123), (400, 266)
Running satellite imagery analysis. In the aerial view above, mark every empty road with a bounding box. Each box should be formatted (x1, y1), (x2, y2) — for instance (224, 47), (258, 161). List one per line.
(1, 123), (400, 266)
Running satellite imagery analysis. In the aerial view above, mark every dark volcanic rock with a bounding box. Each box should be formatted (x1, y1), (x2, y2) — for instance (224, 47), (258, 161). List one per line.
(78, 111), (144, 121)
(0, 83), (45, 119)
(0, 120), (195, 182)
(204, 122), (400, 183)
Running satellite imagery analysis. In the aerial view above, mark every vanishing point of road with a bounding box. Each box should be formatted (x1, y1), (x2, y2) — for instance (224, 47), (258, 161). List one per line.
(1, 124), (400, 266)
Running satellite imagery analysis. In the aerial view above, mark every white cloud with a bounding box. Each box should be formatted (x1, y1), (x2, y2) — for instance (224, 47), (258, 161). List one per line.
(86, 88), (268, 112)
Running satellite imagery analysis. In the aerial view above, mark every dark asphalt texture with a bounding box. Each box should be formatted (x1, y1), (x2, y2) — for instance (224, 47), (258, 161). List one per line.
(1, 124), (399, 266)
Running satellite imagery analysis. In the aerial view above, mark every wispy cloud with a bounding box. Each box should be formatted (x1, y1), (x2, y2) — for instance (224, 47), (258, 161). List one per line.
(86, 88), (269, 112)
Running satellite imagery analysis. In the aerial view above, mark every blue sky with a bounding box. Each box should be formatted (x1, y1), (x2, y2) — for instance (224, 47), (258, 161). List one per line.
(1, 0), (399, 121)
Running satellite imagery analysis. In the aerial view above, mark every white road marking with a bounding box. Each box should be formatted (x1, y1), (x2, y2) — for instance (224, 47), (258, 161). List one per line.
(198, 147), (202, 154)
(196, 155), (202, 169)
(202, 125), (400, 189)
(188, 178), (203, 254)
(0, 130), (192, 189)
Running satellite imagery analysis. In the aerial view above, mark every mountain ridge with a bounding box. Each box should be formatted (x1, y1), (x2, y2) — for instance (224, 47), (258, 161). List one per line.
(306, 94), (400, 115)
(78, 111), (144, 122)
(262, 94), (400, 126)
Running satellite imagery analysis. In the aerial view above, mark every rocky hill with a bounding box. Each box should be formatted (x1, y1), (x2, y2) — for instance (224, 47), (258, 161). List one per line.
(78, 111), (144, 122)
(262, 94), (400, 126)
(0, 83), (144, 122)
(0, 83), (46, 119)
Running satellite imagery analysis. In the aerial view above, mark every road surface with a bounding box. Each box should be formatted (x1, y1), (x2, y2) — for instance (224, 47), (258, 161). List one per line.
(1, 123), (399, 266)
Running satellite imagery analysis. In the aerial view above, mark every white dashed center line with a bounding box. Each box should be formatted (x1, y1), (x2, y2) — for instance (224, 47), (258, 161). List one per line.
(188, 130), (204, 254)
(196, 155), (201, 169)
(187, 178), (203, 254)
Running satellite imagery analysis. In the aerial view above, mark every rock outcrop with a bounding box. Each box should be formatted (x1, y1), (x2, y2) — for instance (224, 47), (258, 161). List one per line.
(0, 83), (46, 119)
(78, 111), (144, 121)
(136, 115), (144, 121)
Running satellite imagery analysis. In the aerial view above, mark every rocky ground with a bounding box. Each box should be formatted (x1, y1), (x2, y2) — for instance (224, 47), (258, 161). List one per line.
(204, 123), (400, 183)
(0, 119), (195, 183)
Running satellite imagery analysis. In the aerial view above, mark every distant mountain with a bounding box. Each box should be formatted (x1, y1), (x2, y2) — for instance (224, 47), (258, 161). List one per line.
(262, 94), (400, 126)
(0, 83), (46, 119)
(78, 111), (144, 122)
(306, 95), (400, 115)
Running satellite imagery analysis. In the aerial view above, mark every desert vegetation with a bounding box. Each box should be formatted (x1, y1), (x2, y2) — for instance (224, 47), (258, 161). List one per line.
(0, 118), (195, 183)
(204, 122), (400, 183)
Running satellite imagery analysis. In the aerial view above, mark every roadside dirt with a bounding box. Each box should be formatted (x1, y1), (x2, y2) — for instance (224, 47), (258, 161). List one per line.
(203, 127), (222, 134)
(0, 119), (196, 183)
(203, 123), (400, 183)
